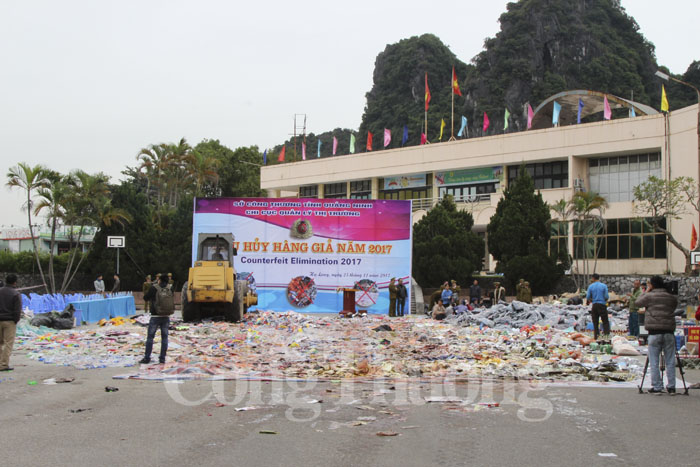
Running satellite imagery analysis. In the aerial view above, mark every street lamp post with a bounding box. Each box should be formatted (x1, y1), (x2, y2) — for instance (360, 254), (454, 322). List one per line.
(655, 70), (700, 257)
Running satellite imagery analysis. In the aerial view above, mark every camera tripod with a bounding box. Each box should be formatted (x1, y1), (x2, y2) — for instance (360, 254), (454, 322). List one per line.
(637, 343), (689, 395)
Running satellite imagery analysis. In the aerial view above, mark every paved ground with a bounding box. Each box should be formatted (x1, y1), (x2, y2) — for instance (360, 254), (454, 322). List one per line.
(2, 350), (700, 467)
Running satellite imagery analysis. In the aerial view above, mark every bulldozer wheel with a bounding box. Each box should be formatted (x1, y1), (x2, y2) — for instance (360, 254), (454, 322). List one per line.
(181, 282), (201, 322)
(226, 280), (246, 323)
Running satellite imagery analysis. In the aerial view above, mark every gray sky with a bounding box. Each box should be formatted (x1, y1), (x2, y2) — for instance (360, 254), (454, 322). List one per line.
(1, 0), (698, 227)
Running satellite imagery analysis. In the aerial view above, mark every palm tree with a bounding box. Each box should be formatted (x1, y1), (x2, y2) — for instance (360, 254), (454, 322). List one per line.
(34, 176), (69, 293)
(6, 163), (50, 292)
(187, 150), (220, 196)
(137, 143), (172, 207)
(59, 171), (113, 292)
(568, 191), (609, 284)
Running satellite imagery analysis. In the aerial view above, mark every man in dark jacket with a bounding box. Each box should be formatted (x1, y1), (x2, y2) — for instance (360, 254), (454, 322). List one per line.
(396, 279), (407, 317)
(469, 279), (482, 305)
(635, 275), (679, 393)
(140, 274), (174, 364)
(0, 274), (22, 371)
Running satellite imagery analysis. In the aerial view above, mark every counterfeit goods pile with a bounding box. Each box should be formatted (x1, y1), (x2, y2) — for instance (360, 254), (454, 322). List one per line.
(15, 306), (641, 384)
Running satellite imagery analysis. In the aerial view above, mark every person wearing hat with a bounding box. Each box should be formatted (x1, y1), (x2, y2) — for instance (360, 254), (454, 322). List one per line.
(388, 278), (397, 317)
(167, 272), (174, 288)
(522, 281), (533, 304)
(142, 275), (153, 313)
(516, 279), (526, 302)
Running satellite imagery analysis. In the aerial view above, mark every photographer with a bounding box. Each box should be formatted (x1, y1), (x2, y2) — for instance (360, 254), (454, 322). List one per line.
(635, 275), (678, 394)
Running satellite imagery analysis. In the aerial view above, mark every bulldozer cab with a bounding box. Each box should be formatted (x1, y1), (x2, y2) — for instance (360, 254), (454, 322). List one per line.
(196, 233), (236, 265)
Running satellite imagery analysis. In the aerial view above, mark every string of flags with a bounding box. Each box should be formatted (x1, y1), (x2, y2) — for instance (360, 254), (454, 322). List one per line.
(271, 70), (674, 163)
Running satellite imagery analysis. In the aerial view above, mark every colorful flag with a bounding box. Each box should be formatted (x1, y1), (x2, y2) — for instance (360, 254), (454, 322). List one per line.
(457, 116), (467, 137)
(317, 139), (321, 158)
(332, 136), (338, 155)
(629, 106), (636, 118)
(439, 119), (446, 140)
(692, 224), (698, 250)
(420, 133), (427, 145)
(278, 146), (285, 162)
(402, 125), (409, 146)
(482, 112), (490, 133)
(263, 149), (267, 165)
(384, 128), (391, 148)
(452, 66), (462, 97)
(302, 141), (306, 160)
(603, 95), (611, 120)
(366, 131), (373, 151)
(527, 103), (534, 130)
(661, 84), (669, 112)
(349, 134), (355, 154)
(503, 108), (510, 131)
(552, 101), (561, 125)
(577, 98), (584, 124)
(424, 73), (431, 111)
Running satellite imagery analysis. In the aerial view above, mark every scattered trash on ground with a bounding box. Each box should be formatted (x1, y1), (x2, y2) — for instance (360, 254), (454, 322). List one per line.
(15, 310), (645, 384)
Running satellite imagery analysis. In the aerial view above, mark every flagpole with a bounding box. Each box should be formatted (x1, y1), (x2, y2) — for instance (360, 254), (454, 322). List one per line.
(449, 72), (456, 142)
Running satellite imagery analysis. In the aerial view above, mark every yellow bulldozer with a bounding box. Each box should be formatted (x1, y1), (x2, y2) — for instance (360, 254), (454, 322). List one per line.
(181, 233), (257, 322)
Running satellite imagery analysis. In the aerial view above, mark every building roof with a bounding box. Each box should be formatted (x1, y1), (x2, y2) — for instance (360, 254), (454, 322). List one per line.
(530, 90), (658, 130)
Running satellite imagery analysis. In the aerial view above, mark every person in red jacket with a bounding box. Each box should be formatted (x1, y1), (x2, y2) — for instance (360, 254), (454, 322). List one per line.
(695, 292), (700, 321)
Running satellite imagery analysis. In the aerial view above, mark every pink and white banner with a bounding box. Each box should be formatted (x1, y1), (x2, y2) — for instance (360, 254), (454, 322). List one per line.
(192, 198), (413, 314)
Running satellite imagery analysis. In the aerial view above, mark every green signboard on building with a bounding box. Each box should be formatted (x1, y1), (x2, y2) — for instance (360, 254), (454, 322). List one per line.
(435, 166), (503, 186)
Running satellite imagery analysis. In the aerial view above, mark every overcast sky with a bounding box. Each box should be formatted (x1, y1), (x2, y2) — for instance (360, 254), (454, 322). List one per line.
(1, 0), (698, 227)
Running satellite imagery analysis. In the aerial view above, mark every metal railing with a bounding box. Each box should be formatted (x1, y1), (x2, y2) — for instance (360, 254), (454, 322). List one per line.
(411, 194), (492, 212)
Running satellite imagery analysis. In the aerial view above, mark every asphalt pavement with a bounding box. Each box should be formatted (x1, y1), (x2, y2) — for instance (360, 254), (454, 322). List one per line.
(2, 351), (700, 467)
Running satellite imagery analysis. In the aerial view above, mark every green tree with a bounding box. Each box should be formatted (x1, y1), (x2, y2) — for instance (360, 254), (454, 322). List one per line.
(487, 168), (560, 291)
(568, 191), (609, 284)
(6, 163), (50, 292)
(195, 140), (265, 197)
(633, 175), (698, 274)
(487, 168), (551, 265)
(33, 173), (70, 293)
(412, 196), (484, 288)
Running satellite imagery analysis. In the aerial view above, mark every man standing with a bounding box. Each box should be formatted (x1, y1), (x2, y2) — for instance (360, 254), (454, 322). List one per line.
(522, 282), (533, 304)
(586, 273), (610, 341)
(635, 275), (679, 393)
(493, 282), (506, 303)
(440, 282), (453, 307)
(469, 279), (482, 306)
(516, 279), (525, 302)
(0, 274), (22, 372)
(627, 279), (642, 337)
(94, 275), (105, 295)
(142, 275), (152, 313)
(396, 278), (407, 317)
(140, 274), (174, 364)
(111, 273), (120, 294)
(388, 278), (397, 317)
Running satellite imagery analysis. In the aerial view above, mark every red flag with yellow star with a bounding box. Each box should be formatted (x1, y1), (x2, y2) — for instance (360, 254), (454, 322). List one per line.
(452, 66), (462, 97)
(425, 73), (431, 111)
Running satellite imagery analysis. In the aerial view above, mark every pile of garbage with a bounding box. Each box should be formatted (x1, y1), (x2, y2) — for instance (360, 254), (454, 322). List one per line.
(446, 301), (629, 331)
(16, 310), (642, 383)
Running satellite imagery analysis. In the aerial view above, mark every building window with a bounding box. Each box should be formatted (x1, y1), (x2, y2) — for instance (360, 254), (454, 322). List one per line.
(324, 182), (347, 199)
(378, 187), (430, 200)
(350, 180), (371, 199)
(573, 217), (666, 260)
(588, 153), (661, 202)
(439, 182), (497, 201)
(507, 161), (568, 189)
(549, 222), (568, 256)
(299, 185), (318, 198)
